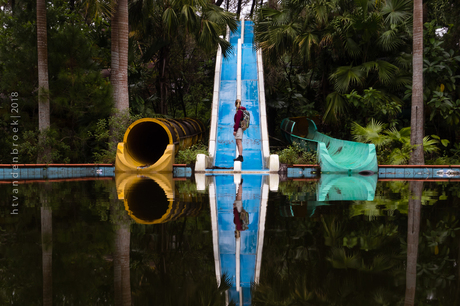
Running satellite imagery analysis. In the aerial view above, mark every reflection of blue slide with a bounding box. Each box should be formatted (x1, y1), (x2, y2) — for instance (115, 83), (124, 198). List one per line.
(212, 21), (265, 170)
(209, 174), (268, 306)
(214, 175), (263, 305)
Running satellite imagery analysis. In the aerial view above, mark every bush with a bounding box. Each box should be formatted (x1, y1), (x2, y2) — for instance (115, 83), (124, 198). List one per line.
(88, 109), (143, 163)
(175, 143), (209, 164)
(274, 143), (317, 165)
(21, 128), (71, 163)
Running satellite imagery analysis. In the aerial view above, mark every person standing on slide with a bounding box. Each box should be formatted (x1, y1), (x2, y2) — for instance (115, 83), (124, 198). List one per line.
(233, 99), (246, 162)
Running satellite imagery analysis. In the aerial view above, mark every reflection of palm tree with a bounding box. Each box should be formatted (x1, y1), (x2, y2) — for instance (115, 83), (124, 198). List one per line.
(111, 187), (132, 306)
(404, 181), (423, 305)
(114, 220), (131, 306)
(40, 184), (52, 306)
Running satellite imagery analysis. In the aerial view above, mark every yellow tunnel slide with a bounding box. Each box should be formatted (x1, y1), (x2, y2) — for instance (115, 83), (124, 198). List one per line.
(115, 117), (205, 172)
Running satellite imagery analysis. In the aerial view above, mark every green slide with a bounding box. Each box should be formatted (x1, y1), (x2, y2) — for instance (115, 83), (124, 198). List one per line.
(280, 117), (378, 174)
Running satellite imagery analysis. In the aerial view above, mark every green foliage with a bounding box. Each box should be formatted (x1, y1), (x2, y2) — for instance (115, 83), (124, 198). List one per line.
(0, 3), (113, 163)
(278, 180), (317, 197)
(88, 110), (143, 163)
(403, 20), (460, 129)
(351, 120), (449, 164)
(175, 143), (209, 164)
(274, 143), (317, 165)
(351, 118), (390, 147)
(128, 0), (236, 120)
(342, 223), (399, 251)
(20, 128), (71, 163)
(344, 88), (402, 126)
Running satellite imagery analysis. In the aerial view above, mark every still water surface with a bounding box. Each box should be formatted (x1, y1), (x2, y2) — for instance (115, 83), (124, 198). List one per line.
(1, 174), (460, 305)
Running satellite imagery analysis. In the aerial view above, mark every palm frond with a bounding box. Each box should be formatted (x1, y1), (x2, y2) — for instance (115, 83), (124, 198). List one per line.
(344, 37), (361, 58)
(330, 65), (365, 93)
(351, 119), (389, 147)
(422, 136), (440, 154)
(324, 92), (347, 123)
(388, 147), (410, 165)
(361, 60), (398, 85)
(296, 31), (319, 61)
(162, 8), (178, 35)
(381, 0), (412, 25)
(384, 126), (411, 144)
(327, 247), (361, 269)
(378, 29), (402, 51)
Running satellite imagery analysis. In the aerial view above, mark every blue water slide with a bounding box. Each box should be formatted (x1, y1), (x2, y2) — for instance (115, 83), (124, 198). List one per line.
(210, 21), (267, 170)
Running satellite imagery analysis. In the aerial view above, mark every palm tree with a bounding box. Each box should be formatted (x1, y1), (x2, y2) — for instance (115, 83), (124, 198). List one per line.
(111, 7), (119, 112)
(409, 0), (424, 165)
(130, 0), (236, 114)
(37, 0), (51, 163)
(116, 0), (129, 112)
(255, 0), (413, 124)
(109, 0), (129, 152)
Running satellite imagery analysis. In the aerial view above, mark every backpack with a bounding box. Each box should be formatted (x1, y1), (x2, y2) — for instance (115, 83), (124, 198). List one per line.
(239, 209), (249, 231)
(240, 109), (250, 131)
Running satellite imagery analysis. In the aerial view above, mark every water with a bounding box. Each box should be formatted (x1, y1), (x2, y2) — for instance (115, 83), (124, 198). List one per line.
(1, 175), (460, 305)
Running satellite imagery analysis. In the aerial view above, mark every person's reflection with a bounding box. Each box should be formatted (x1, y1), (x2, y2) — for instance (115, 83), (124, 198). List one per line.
(233, 179), (248, 238)
(232, 178), (247, 298)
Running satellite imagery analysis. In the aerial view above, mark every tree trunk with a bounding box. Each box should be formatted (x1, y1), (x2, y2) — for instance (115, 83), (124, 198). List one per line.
(111, 187), (131, 306)
(111, 9), (119, 110)
(409, 0), (424, 165)
(110, 0), (130, 152)
(236, 0), (242, 18)
(40, 183), (52, 306)
(404, 181), (423, 306)
(117, 0), (129, 112)
(249, 0), (256, 17)
(158, 48), (170, 115)
(109, 9), (120, 152)
(37, 0), (51, 163)
(114, 222), (131, 306)
(268, 0), (277, 9)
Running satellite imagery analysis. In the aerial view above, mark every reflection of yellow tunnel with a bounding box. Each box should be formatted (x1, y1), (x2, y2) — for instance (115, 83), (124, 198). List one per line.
(115, 118), (205, 172)
(115, 173), (202, 224)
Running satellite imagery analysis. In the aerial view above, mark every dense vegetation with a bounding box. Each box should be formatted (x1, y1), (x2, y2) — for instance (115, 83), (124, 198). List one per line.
(1, 0), (459, 164)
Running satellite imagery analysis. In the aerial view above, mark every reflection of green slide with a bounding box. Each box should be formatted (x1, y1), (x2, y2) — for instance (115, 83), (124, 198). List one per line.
(279, 173), (377, 217)
(280, 117), (378, 174)
(317, 174), (377, 201)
